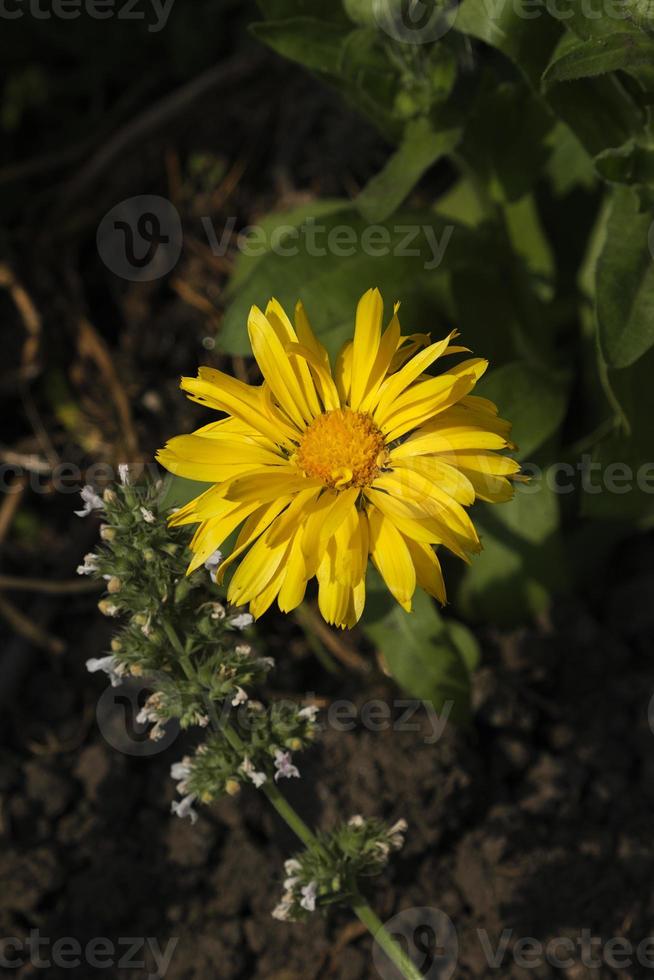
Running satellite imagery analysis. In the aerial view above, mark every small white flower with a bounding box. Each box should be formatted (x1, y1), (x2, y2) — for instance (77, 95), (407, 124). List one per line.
(204, 549), (223, 583)
(209, 602), (226, 621)
(284, 858), (301, 877)
(240, 757), (267, 788)
(118, 463), (130, 485)
(300, 881), (317, 912)
(76, 553), (99, 576)
(75, 486), (104, 517)
(86, 655), (123, 687)
(260, 657), (275, 670)
(140, 506), (156, 524)
(229, 613), (253, 630)
(170, 759), (192, 782)
(274, 750), (300, 782)
(348, 815), (365, 828)
(271, 897), (293, 921)
(298, 705), (319, 722)
(231, 686), (248, 707)
(171, 793), (198, 824)
(235, 644), (252, 657)
(388, 818), (408, 850)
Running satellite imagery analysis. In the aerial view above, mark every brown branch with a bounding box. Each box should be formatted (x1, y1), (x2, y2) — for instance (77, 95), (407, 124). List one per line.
(0, 575), (101, 595)
(294, 604), (370, 674)
(0, 594), (65, 655)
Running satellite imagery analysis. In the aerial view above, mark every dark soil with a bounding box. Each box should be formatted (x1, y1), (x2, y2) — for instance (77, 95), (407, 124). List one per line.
(1, 532), (653, 979)
(2, 20), (654, 980)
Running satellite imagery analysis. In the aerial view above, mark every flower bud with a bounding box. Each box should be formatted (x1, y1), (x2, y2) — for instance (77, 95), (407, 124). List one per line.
(100, 524), (116, 542)
(225, 779), (241, 797)
(110, 638), (122, 652)
(130, 664), (143, 677)
(98, 599), (119, 617)
(143, 548), (156, 562)
(107, 576), (122, 594)
(133, 612), (148, 627)
(103, 488), (116, 505)
(288, 738), (303, 752)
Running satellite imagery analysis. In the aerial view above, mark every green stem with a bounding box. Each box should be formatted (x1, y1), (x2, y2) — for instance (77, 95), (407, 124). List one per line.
(351, 888), (426, 980)
(175, 635), (425, 980)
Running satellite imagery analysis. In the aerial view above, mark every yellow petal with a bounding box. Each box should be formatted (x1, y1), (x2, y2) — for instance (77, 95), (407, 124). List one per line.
(358, 312), (401, 413)
(185, 500), (260, 573)
(373, 470), (480, 548)
(181, 368), (295, 448)
(248, 305), (314, 428)
(373, 330), (457, 420)
(405, 538), (446, 604)
(250, 560), (287, 619)
(391, 456), (475, 506)
(278, 530), (309, 612)
(228, 526), (289, 605)
(285, 342), (341, 411)
(335, 339), (353, 405)
(214, 497), (293, 583)
(350, 288), (383, 409)
(368, 506), (416, 612)
(266, 298), (322, 418)
(379, 374), (476, 442)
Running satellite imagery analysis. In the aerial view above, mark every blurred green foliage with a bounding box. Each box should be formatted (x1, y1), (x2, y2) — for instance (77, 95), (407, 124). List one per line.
(214, 0), (654, 710)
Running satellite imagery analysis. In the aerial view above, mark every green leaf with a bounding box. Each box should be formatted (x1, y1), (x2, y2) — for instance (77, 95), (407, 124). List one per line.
(157, 475), (212, 510)
(355, 119), (461, 223)
(476, 362), (569, 460)
(595, 139), (654, 186)
(226, 199), (347, 295)
(459, 81), (555, 203)
(362, 577), (478, 725)
(542, 31), (654, 87)
(258, 0), (350, 22)
(457, 477), (567, 626)
(250, 17), (351, 74)
(455, 0), (562, 86)
(596, 187), (654, 369)
(220, 204), (490, 359)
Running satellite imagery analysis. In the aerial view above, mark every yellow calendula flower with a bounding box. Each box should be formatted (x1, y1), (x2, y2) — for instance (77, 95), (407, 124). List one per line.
(157, 289), (520, 628)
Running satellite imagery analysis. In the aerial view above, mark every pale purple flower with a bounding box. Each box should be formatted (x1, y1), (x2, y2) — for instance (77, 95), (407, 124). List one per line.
(75, 486), (104, 517)
(86, 655), (123, 687)
(231, 686), (248, 707)
(77, 553), (99, 576)
(118, 463), (130, 485)
(229, 612), (253, 630)
(300, 881), (318, 912)
(140, 506), (156, 524)
(170, 759), (192, 783)
(171, 793), (198, 824)
(271, 896), (293, 921)
(240, 757), (267, 788)
(204, 549), (223, 583)
(274, 750), (300, 782)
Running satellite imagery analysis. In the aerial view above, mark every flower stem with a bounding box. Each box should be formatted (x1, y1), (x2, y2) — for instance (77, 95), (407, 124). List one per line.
(350, 889), (426, 980)
(194, 655), (424, 979)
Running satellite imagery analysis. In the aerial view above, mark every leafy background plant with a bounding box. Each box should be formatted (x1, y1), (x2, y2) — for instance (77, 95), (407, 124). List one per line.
(183, 0), (654, 716)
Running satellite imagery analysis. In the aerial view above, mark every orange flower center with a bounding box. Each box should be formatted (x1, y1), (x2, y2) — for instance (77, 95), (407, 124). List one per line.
(296, 409), (387, 489)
